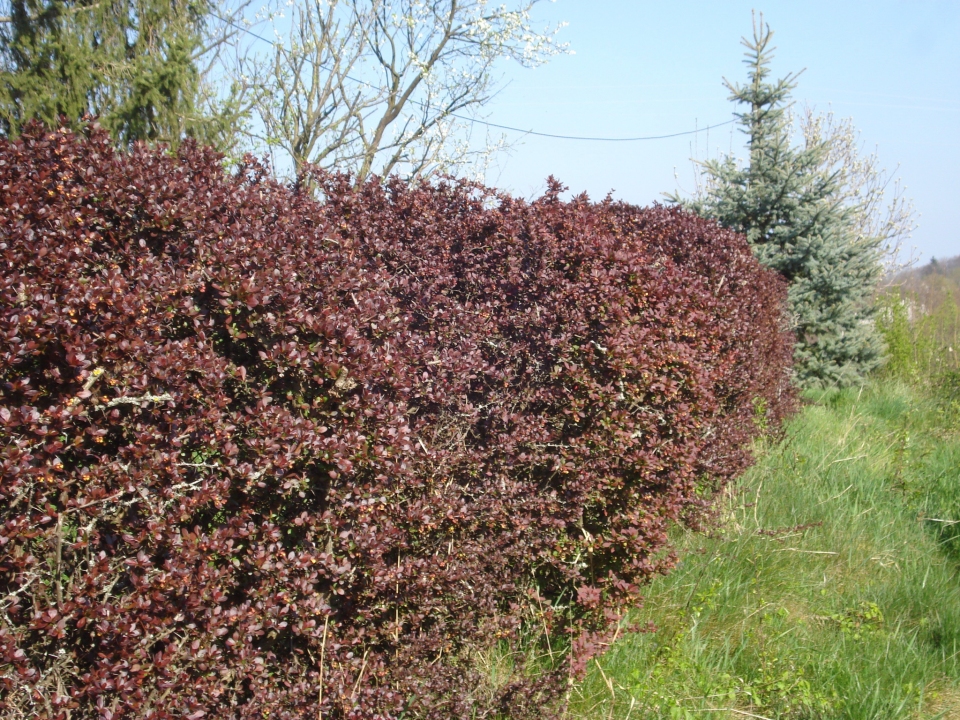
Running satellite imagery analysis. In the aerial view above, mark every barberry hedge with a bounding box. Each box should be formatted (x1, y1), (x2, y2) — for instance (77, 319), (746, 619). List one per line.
(0, 125), (795, 719)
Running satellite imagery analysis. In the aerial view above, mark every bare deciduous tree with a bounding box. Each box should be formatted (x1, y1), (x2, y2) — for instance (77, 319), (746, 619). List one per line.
(235, 0), (566, 180)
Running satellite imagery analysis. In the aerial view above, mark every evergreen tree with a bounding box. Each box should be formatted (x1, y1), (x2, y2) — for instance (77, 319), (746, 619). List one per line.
(0, 0), (233, 147)
(675, 18), (887, 387)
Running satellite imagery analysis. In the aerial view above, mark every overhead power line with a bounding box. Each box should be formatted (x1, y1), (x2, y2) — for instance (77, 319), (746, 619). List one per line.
(467, 117), (735, 141)
(212, 12), (736, 142)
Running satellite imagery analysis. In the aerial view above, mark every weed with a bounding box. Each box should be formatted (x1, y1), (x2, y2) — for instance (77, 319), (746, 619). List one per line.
(570, 381), (960, 720)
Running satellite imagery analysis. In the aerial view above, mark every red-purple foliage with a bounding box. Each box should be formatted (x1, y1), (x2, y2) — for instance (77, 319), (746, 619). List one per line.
(0, 125), (795, 719)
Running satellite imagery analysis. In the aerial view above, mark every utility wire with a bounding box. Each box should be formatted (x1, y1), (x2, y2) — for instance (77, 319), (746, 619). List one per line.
(469, 117), (735, 141)
(213, 12), (736, 142)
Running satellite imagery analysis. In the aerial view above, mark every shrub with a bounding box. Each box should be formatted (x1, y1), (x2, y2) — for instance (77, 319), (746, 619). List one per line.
(0, 124), (794, 719)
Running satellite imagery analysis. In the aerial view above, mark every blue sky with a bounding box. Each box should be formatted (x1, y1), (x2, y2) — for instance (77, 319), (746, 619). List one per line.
(480, 0), (959, 264)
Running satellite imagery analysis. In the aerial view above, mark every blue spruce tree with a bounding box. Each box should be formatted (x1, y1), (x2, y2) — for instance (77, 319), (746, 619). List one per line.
(677, 18), (888, 387)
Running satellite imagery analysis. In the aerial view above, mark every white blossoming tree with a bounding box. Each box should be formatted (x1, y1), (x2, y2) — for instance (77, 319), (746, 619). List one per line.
(236, 0), (566, 181)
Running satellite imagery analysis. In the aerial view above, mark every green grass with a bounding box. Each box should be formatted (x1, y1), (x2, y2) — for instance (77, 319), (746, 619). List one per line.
(569, 381), (960, 720)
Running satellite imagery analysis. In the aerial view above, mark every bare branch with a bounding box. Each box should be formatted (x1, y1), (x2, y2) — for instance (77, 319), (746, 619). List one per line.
(234, 0), (566, 181)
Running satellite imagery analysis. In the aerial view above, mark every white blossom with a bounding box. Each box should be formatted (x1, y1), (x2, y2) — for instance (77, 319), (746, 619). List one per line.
(231, 0), (568, 181)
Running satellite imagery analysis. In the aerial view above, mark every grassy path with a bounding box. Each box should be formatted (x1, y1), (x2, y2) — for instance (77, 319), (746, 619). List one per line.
(571, 382), (960, 719)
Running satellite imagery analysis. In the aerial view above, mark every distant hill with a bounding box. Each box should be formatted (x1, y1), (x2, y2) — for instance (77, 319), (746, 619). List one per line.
(881, 254), (960, 374)
(885, 254), (960, 317)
